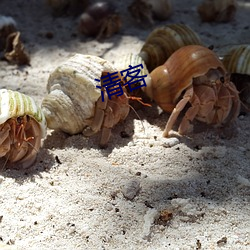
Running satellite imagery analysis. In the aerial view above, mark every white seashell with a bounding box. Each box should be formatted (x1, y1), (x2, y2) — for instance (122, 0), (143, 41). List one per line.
(0, 89), (47, 169)
(42, 54), (129, 147)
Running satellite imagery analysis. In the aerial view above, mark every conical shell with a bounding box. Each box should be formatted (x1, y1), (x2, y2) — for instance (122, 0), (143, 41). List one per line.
(197, 0), (237, 22)
(222, 45), (250, 75)
(41, 54), (118, 135)
(139, 24), (202, 72)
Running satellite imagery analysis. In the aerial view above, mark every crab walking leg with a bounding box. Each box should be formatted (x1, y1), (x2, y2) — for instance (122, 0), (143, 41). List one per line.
(178, 93), (201, 134)
(99, 105), (114, 148)
(82, 92), (108, 137)
(163, 87), (194, 137)
(218, 82), (241, 125)
(0, 123), (11, 157)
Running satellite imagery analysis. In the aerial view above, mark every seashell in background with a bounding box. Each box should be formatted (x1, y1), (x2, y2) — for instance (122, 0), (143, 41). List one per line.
(41, 54), (130, 148)
(0, 15), (17, 51)
(114, 53), (150, 94)
(143, 45), (240, 136)
(0, 89), (47, 170)
(139, 24), (202, 72)
(46, 0), (89, 16)
(222, 45), (250, 110)
(128, 0), (172, 25)
(78, 2), (121, 39)
(197, 0), (237, 22)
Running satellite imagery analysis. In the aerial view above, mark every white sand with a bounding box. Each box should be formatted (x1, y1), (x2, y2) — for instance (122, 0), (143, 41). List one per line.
(0, 0), (249, 249)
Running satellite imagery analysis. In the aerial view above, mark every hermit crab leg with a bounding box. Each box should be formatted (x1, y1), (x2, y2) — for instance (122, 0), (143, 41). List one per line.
(82, 92), (108, 137)
(178, 92), (201, 134)
(163, 87), (194, 137)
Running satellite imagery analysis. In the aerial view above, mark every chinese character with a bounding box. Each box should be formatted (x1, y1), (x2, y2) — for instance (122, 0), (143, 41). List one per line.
(95, 72), (124, 102)
(120, 64), (147, 92)
(95, 64), (148, 102)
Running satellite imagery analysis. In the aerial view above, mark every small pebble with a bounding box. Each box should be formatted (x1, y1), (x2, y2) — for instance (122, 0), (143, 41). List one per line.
(121, 179), (141, 200)
(161, 137), (180, 148)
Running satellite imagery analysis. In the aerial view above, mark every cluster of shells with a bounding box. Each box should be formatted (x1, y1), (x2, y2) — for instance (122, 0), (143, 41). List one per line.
(0, 0), (249, 170)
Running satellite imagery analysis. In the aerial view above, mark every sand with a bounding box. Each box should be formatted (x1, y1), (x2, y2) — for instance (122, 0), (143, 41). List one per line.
(0, 0), (250, 249)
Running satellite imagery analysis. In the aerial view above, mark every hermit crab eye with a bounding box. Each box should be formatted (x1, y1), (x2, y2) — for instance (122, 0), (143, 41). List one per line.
(16, 116), (23, 124)
(220, 77), (225, 83)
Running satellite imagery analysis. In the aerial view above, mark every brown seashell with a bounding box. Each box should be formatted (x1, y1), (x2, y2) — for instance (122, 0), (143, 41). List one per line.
(197, 0), (237, 22)
(143, 45), (240, 136)
(139, 24), (202, 72)
(78, 2), (121, 39)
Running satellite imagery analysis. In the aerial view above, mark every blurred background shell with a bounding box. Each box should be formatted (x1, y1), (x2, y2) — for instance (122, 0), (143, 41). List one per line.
(128, 0), (172, 25)
(139, 24), (202, 72)
(41, 54), (118, 135)
(197, 0), (237, 22)
(78, 2), (121, 39)
(222, 45), (250, 75)
(222, 45), (250, 110)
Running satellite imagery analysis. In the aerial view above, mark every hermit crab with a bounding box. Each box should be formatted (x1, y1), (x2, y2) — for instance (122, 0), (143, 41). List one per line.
(139, 24), (202, 72)
(41, 54), (131, 148)
(143, 45), (240, 137)
(78, 2), (121, 39)
(128, 0), (172, 25)
(0, 89), (46, 169)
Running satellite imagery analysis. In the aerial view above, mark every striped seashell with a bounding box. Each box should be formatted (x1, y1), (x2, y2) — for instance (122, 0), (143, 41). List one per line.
(222, 45), (250, 110)
(0, 89), (46, 169)
(222, 45), (250, 75)
(139, 23), (202, 72)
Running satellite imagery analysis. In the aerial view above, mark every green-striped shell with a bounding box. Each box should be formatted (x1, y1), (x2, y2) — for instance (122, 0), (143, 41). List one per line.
(222, 45), (250, 75)
(139, 23), (202, 72)
(0, 89), (47, 137)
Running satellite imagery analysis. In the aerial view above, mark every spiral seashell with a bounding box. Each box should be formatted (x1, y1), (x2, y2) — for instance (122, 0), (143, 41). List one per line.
(41, 54), (130, 147)
(222, 45), (250, 75)
(222, 45), (250, 110)
(197, 0), (237, 22)
(144, 45), (240, 136)
(139, 24), (202, 72)
(0, 89), (46, 169)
